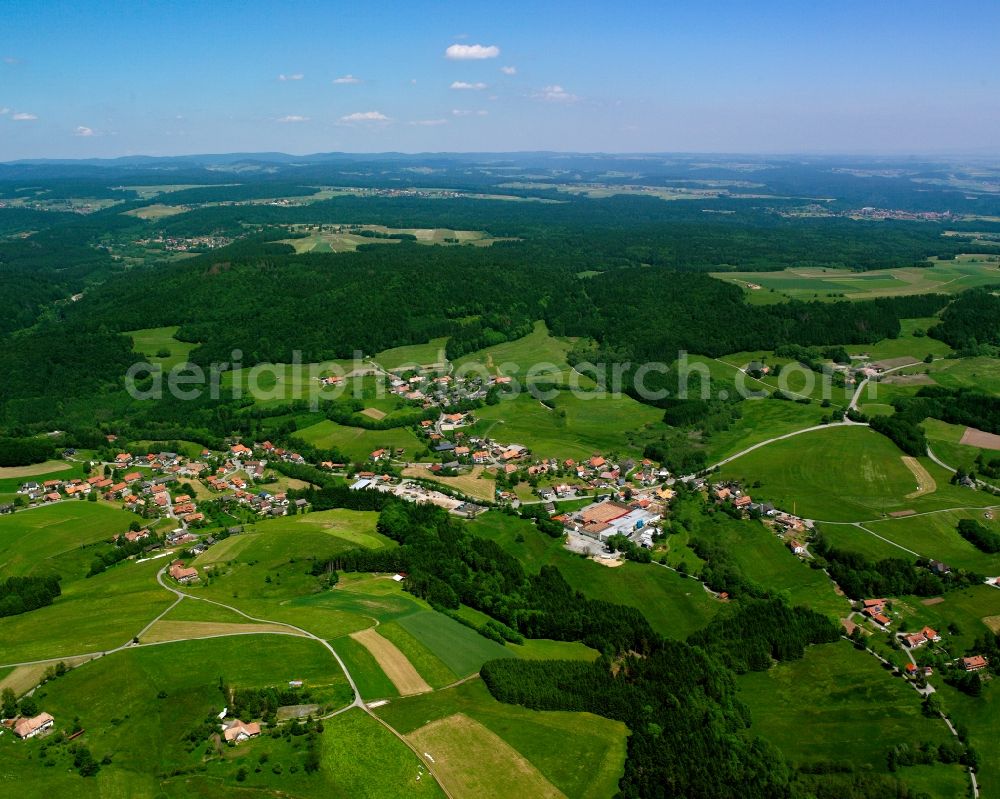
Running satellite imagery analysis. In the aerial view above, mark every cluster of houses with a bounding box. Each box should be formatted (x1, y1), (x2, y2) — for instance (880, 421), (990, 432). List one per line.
(861, 598), (892, 628)
(389, 370), (499, 406)
(133, 234), (233, 252)
(901, 626), (941, 649)
(218, 487), (307, 518)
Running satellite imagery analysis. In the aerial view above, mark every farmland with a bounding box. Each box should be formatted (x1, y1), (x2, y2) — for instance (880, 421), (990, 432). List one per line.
(739, 640), (968, 797)
(469, 390), (665, 461)
(126, 326), (198, 370)
(376, 678), (628, 799)
(0, 636), (380, 799)
(279, 224), (508, 254)
(713, 255), (1000, 303)
(718, 425), (995, 522)
(294, 419), (424, 461)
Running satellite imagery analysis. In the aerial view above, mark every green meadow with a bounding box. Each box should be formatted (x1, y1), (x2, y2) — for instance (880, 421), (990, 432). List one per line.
(0, 502), (135, 578)
(947, 683), (1000, 798)
(713, 256), (1000, 302)
(922, 418), (992, 474)
(701, 398), (830, 463)
(375, 678), (628, 799)
(928, 355), (1000, 395)
(469, 390), (664, 460)
(126, 325), (198, 370)
(0, 636), (416, 799)
(294, 419), (423, 461)
(718, 425), (995, 521)
(373, 337), (450, 370)
(863, 508), (1000, 573)
(452, 320), (590, 385)
(739, 640), (967, 796)
(666, 509), (847, 618)
(0, 557), (173, 663)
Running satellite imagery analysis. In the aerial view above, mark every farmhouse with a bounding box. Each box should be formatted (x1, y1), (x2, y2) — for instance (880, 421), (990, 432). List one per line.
(223, 719), (261, 743)
(963, 655), (988, 672)
(13, 712), (54, 739)
(903, 631), (928, 648)
(169, 560), (199, 583)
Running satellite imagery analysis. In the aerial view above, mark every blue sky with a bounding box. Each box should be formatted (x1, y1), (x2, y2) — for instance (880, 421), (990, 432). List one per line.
(1, 0), (998, 159)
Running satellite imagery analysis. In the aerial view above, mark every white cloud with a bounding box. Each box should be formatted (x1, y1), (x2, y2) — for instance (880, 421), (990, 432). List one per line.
(278, 73), (304, 81)
(445, 43), (499, 60)
(74, 126), (95, 137)
(500, 66), (516, 75)
(340, 111), (389, 123)
(0, 107), (9, 115)
(332, 74), (361, 84)
(276, 114), (310, 123)
(409, 118), (448, 126)
(11, 112), (37, 120)
(450, 81), (487, 91)
(534, 84), (578, 103)
(451, 109), (489, 117)
(2, 56), (18, 65)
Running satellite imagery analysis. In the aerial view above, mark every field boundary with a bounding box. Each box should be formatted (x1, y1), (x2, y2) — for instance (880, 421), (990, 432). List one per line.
(350, 627), (432, 696)
(407, 713), (566, 799)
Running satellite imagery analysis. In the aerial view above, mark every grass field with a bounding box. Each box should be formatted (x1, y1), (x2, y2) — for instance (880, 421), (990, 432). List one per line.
(469, 390), (664, 460)
(846, 318), (953, 362)
(713, 256), (1000, 303)
(0, 502), (136, 577)
(718, 425), (996, 522)
(350, 627), (432, 695)
(739, 640), (966, 792)
(0, 636), (387, 799)
(0, 459), (88, 497)
(373, 337), (449, 370)
(947, 683), (1000, 798)
(396, 611), (511, 677)
(0, 557), (174, 663)
(334, 634), (402, 700)
(927, 355), (1000, 395)
(470, 511), (719, 639)
(666, 508), (847, 618)
(295, 418), (423, 461)
(815, 521), (914, 562)
(452, 321), (589, 385)
(0, 460), (73, 480)
(402, 465), (495, 501)
(925, 417), (997, 474)
(280, 224), (503, 254)
(701, 398), (830, 463)
(376, 678), (627, 799)
(140, 619), (298, 643)
(408, 713), (564, 799)
(863, 508), (1000, 574)
(188, 510), (399, 636)
(126, 326), (198, 370)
